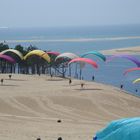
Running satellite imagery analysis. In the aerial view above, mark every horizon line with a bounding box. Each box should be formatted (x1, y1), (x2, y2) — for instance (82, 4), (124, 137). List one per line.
(1, 23), (140, 29)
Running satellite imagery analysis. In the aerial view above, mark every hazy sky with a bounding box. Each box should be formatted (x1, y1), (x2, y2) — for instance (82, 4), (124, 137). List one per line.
(0, 0), (140, 28)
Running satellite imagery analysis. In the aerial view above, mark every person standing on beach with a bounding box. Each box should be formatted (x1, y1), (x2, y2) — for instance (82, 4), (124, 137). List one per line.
(9, 74), (12, 79)
(120, 84), (123, 89)
(69, 78), (72, 85)
(1, 79), (4, 85)
(81, 82), (84, 88)
(92, 75), (95, 81)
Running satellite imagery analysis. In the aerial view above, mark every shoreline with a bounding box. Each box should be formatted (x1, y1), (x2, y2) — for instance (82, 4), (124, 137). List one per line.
(0, 74), (140, 140)
(1, 36), (140, 43)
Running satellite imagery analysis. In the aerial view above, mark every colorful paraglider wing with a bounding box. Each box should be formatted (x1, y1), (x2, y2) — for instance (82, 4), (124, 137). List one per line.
(106, 54), (140, 67)
(95, 117), (140, 140)
(133, 78), (140, 84)
(41, 52), (51, 62)
(47, 51), (60, 56)
(0, 49), (23, 60)
(124, 67), (140, 75)
(68, 58), (98, 68)
(55, 52), (79, 61)
(0, 54), (16, 63)
(24, 50), (50, 63)
(81, 51), (106, 61)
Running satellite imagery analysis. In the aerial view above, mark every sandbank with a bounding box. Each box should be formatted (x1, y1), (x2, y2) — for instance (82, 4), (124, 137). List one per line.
(101, 46), (140, 55)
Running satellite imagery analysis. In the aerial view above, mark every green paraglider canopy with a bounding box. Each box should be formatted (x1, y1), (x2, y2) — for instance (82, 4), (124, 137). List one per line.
(81, 51), (106, 61)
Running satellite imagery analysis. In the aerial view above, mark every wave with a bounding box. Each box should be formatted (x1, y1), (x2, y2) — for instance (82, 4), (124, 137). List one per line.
(1, 36), (140, 43)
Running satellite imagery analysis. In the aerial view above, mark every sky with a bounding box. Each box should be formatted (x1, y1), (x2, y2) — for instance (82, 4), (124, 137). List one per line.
(0, 0), (140, 28)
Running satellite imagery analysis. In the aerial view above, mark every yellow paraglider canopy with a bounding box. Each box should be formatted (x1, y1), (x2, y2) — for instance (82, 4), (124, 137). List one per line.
(133, 78), (140, 84)
(24, 50), (50, 63)
(0, 49), (23, 60)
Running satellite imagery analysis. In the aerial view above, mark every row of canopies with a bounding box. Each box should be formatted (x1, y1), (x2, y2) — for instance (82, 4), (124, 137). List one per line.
(0, 49), (107, 68)
(1, 48), (140, 83)
(1, 48), (140, 66)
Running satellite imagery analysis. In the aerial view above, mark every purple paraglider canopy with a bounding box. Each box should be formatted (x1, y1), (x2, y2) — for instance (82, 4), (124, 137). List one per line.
(106, 54), (140, 67)
(0, 54), (16, 63)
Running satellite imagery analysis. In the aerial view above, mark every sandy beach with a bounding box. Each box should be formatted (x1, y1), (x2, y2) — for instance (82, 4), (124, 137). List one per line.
(101, 46), (140, 55)
(0, 74), (140, 140)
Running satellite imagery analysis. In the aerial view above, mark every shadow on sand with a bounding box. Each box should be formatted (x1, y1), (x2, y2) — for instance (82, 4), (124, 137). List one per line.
(5, 79), (27, 81)
(63, 83), (81, 87)
(0, 84), (19, 87)
(74, 88), (103, 91)
(46, 78), (64, 81)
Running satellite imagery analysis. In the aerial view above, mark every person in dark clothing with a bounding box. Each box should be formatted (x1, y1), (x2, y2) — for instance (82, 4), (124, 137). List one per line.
(92, 75), (95, 81)
(69, 78), (72, 85)
(120, 84), (123, 89)
(9, 74), (12, 79)
(93, 136), (97, 140)
(81, 83), (84, 88)
(1, 79), (4, 85)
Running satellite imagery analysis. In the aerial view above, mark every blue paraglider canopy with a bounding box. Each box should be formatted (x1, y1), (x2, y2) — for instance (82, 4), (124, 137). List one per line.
(94, 117), (140, 140)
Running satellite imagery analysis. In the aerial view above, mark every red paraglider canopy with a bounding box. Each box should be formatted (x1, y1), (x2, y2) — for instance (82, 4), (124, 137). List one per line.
(68, 58), (98, 68)
(124, 67), (140, 75)
(47, 51), (60, 56)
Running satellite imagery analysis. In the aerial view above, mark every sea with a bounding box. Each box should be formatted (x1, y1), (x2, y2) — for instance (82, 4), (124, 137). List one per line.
(0, 24), (140, 96)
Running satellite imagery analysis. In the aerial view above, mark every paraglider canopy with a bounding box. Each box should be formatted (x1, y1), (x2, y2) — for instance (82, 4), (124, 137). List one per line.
(0, 54), (16, 63)
(94, 117), (140, 140)
(81, 51), (106, 61)
(133, 78), (140, 84)
(68, 58), (98, 68)
(47, 51), (60, 56)
(106, 54), (140, 67)
(55, 52), (79, 61)
(124, 67), (140, 75)
(24, 50), (50, 63)
(0, 49), (23, 61)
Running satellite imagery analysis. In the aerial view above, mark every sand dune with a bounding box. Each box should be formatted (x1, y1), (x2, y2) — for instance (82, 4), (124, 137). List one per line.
(0, 74), (140, 140)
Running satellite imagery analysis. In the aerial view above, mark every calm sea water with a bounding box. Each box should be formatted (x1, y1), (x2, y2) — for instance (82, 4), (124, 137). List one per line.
(0, 25), (140, 96)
